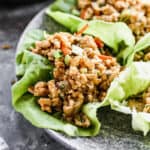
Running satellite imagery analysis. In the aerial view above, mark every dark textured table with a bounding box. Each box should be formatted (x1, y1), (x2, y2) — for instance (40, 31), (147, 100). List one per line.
(0, 2), (68, 150)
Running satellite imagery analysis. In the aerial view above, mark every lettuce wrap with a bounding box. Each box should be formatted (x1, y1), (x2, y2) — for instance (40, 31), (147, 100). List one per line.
(46, 10), (135, 65)
(12, 6), (141, 137)
(12, 12), (132, 136)
(13, 27), (123, 137)
(13, 29), (111, 136)
(49, 0), (149, 41)
(106, 62), (150, 135)
(12, 24), (125, 136)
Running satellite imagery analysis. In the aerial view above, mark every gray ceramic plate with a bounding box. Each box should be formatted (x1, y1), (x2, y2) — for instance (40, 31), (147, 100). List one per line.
(17, 8), (150, 150)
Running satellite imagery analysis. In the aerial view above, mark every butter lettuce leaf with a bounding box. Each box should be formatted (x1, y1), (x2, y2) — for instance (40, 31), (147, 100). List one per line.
(16, 29), (46, 76)
(127, 33), (150, 64)
(106, 62), (150, 135)
(46, 10), (84, 33)
(50, 0), (76, 13)
(134, 33), (150, 53)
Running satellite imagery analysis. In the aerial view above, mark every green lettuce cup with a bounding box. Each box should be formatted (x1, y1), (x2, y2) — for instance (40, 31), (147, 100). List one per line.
(107, 62), (150, 135)
(13, 29), (107, 136)
(13, 27), (122, 136)
(48, 0), (150, 41)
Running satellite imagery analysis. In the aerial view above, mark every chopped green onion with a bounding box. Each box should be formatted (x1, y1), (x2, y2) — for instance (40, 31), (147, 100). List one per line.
(60, 83), (65, 89)
(53, 50), (62, 59)
(97, 71), (101, 76)
(119, 9), (131, 23)
(64, 55), (71, 65)
(80, 68), (87, 73)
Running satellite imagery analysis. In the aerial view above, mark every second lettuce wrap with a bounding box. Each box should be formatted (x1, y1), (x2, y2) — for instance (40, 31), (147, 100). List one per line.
(107, 62), (150, 135)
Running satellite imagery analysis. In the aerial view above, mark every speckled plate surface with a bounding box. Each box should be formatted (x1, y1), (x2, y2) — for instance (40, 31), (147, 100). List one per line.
(17, 8), (150, 150)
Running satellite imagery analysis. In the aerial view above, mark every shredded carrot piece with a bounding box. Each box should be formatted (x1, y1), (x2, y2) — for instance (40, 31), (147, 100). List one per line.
(61, 45), (70, 55)
(94, 37), (104, 48)
(98, 54), (112, 60)
(60, 39), (70, 55)
(54, 35), (71, 55)
(80, 8), (87, 19)
(76, 24), (89, 36)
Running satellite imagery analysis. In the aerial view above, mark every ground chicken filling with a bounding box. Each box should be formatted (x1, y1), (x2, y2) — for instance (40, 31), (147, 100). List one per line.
(128, 87), (150, 113)
(134, 47), (150, 61)
(77, 0), (150, 40)
(28, 32), (121, 127)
